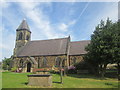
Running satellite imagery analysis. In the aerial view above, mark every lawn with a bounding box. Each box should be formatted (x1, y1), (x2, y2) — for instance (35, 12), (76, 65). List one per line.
(2, 72), (119, 88)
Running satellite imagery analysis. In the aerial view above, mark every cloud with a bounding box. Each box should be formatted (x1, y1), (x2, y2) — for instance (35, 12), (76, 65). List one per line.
(3, 0), (119, 2)
(0, 1), (11, 8)
(95, 2), (117, 23)
(68, 20), (76, 25)
(0, 44), (11, 50)
(18, 2), (63, 39)
(58, 19), (77, 32)
(0, 1), (11, 18)
(1, 25), (16, 61)
(58, 23), (68, 32)
(79, 2), (118, 40)
(18, 2), (73, 40)
(118, 1), (120, 19)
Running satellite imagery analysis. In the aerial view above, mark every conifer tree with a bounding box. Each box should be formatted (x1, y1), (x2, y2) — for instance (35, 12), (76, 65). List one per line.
(85, 18), (118, 77)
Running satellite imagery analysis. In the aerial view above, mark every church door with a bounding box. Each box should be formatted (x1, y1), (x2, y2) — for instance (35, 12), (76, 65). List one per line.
(27, 62), (31, 72)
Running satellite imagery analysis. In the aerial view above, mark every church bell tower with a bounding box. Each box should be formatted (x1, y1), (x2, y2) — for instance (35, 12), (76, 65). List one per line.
(14, 19), (31, 56)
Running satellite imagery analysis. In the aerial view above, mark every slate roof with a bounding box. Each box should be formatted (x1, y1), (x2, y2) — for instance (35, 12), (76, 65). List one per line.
(17, 37), (69, 57)
(69, 40), (90, 55)
(16, 19), (31, 32)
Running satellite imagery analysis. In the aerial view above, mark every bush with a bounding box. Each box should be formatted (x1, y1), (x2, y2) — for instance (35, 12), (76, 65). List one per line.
(74, 61), (94, 74)
(74, 61), (89, 70)
(2, 57), (12, 70)
(11, 67), (17, 72)
(49, 70), (56, 74)
(67, 66), (77, 74)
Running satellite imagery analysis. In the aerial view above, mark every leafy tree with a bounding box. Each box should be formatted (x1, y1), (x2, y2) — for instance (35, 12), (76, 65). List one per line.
(85, 18), (116, 77)
(2, 57), (12, 70)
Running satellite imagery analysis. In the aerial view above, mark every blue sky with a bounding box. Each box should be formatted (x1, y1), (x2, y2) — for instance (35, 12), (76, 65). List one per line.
(0, 1), (118, 61)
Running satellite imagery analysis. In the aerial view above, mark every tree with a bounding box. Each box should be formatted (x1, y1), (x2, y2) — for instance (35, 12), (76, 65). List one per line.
(111, 21), (120, 80)
(85, 18), (115, 77)
(2, 57), (12, 70)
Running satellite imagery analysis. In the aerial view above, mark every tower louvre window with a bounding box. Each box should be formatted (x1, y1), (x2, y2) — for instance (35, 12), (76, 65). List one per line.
(26, 35), (30, 40)
(18, 32), (23, 40)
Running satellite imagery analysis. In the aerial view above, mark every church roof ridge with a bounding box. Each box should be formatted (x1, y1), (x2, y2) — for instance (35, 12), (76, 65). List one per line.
(30, 37), (69, 42)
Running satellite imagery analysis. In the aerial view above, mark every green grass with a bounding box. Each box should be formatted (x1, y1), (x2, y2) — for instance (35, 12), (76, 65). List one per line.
(2, 72), (119, 88)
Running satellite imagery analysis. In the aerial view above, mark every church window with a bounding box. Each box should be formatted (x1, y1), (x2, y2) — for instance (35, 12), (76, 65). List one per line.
(55, 57), (61, 67)
(18, 32), (23, 40)
(73, 57), (76, 64)
(43, 57), (47, 67)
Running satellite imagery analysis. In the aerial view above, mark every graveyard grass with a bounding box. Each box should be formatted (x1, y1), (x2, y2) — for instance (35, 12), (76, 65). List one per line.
(2, 72), (119, 88)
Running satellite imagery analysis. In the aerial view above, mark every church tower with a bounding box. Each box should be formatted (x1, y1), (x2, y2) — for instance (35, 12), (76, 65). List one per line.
(14, 19), (31, 56)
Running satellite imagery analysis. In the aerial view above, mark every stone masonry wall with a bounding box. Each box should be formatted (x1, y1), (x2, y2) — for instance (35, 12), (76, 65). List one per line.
(13, 55), (67, 72)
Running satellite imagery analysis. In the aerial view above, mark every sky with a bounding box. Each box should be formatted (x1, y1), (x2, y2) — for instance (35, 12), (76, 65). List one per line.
(0, 0), (118, 61)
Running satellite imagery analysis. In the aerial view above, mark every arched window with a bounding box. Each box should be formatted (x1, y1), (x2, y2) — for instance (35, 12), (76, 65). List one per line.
(26, 35), (30, 40)
(18, 32), (23, 40)
(73, 57), (76, 64)
(55, 57), (61, 67)
(43, 57), (47, 67)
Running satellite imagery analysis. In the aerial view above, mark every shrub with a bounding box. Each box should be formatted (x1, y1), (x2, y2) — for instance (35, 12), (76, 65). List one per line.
(67, 66), (76, 74)
(74, 61), (90, 70)
(2, 57), (12, 70)
(11, 67), (17, 72)
(74, 61), (93, 74)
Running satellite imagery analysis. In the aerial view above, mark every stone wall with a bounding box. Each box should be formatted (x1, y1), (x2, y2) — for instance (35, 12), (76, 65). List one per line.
(12, 55), (85, 72)
(13, 55), (67, 72)
(33, 55), (67, 68)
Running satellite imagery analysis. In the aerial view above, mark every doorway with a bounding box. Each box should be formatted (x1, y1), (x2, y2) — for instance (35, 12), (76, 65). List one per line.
(27, 62), (31, 72)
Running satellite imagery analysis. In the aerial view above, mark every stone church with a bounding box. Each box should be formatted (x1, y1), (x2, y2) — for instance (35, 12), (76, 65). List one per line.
(12, 19), (90, 72)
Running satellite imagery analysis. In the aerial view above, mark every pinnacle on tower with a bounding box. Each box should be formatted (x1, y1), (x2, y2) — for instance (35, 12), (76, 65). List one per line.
(17, 19), (31, 32)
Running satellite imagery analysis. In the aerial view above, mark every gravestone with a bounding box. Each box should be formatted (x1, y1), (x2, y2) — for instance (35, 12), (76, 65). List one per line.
(27, 74), (52, 87)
